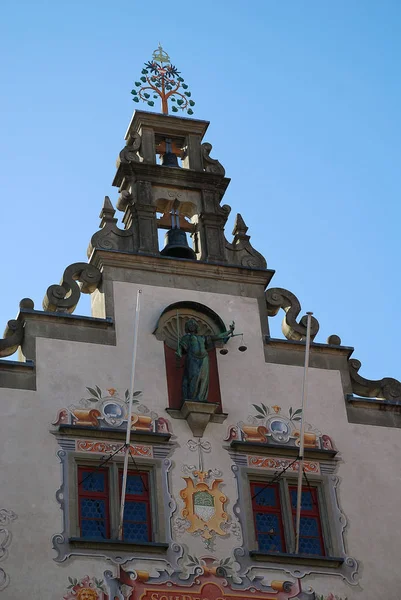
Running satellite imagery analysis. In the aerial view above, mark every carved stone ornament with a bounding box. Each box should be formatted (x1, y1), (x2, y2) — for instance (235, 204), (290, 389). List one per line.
(265, 287), (320, 341)
(0, 299), (34, 358)
(0, 318), (24, 359)
(117, 132), (142, 166)
(348, 358), (401, 402)
(225, 213), (267, 269)
(0, 508), (17, 591)
(43, 262), (102, 314)
(201, 142), (225, 176)
(88, 196), (135, 255)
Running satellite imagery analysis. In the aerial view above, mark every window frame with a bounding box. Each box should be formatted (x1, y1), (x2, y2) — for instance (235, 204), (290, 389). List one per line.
(68, 454), (163, 545)
(246, 472), (333, 558)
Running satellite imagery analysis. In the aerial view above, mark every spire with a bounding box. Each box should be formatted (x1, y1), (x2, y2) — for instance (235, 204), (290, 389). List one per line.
(99, 196), (117, 228)
(131, 44), (196, 116)
(232, 213), (249, 239)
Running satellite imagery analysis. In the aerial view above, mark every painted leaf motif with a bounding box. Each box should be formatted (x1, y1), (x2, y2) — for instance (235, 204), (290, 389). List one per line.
(86, 387), (100, 398)
(261, 403), (268, 414)
(252, 404), (265, 415)
(292, 408), (302, 416)
(95, 386), (102, 397)
(255, 414), (265, 419)
(289, 407), (293, 417)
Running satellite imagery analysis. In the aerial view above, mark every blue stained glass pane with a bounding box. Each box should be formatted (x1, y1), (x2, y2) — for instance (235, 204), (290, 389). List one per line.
(257, 533), (283, 552)
(124, 501), (147, 521)
(299, 516), (319, 537)
(253, 486), (277, 507)
(80, 498), (106, 519)
(290, 489), (314, 510)
(255, 512), (279, 533)
(125, 474), (146, 495)
(123, 521), (149, 542)
(81, 517), (107, 539)
(80, 470), (105, 492)
(299, 536), (322, 556)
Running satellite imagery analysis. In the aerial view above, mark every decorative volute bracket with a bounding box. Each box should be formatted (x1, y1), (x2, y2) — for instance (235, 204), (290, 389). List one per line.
(88, 196), (135, 255)
(201, 142), (225, 175)
(225, 213), (267, 269)
(348, 358), (401, 402)
(0, 318), (23, 359)
(265, 287), (319, 341)
(43, 262), (102, 314)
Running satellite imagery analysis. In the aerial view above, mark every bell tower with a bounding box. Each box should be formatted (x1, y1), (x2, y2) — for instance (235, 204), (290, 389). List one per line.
(88, 45), (267, 271)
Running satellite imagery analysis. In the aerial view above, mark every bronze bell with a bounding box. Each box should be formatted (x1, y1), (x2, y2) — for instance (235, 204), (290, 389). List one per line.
(160, 228), (197, 260)
(162, 152), (179, 167)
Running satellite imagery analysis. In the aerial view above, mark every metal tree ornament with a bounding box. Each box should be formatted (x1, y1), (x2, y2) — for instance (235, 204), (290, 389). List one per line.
(131, 44), (196, 115)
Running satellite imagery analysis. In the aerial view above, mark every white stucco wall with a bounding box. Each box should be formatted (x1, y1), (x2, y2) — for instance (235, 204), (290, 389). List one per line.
(0, 280), (400, 598)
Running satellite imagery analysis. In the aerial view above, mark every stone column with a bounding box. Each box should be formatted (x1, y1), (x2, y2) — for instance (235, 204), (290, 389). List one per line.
(135, 181), (159, 254)
(182, 134), (203, 171)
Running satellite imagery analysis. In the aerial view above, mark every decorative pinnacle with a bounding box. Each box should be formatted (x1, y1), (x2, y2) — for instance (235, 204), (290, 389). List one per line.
(152, 43), (170, 64)
(131, 44), (195, 116)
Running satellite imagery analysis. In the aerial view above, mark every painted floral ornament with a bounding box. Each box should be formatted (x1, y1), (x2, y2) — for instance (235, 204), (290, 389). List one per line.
(64, 576), (107, 600)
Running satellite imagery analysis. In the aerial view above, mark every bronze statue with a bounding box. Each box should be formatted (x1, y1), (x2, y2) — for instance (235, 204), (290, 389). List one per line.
(176, 319), (235, 403)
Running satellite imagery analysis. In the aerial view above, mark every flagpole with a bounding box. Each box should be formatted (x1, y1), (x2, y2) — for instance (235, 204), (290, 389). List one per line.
(118, 289), (142, 540)
(295, 312), (313, 554)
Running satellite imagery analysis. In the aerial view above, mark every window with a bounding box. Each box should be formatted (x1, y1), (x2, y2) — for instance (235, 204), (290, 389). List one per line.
(250, 480), (325, 557)
(119, 470), (151, 542)
(251, 483), (286, 553)
(77, 466), (152, 543)
(289, 485), (325, 556)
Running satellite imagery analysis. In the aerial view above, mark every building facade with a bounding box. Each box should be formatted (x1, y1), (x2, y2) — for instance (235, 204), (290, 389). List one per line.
(1, 53), (401, 599)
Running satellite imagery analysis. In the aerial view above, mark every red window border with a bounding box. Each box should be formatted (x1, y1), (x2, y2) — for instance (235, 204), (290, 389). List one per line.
(77, 466), (111, 539)
(118, 470), (152, 542)
(289, 485), (325, 556)
(250, 482), (286, 553)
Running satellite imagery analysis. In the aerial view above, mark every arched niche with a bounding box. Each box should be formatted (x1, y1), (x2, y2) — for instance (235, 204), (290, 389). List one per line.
(153, 302), (226, 411)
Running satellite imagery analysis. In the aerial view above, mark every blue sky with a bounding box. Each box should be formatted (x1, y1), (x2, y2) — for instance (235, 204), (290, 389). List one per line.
(1, 1), (400, 382)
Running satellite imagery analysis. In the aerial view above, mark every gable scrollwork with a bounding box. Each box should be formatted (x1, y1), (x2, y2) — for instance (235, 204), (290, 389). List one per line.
(225, 213), (267, 269)
(348, 358), (401, 402)
(0, 318), (24, 359)
(265, 287), (320, 341)
(201, 142), (225, 176)
(116, 131), (142, 166)
(43, 262), (102, 314)
(0, 299), (34, 358)
(88, 196), (135, 255)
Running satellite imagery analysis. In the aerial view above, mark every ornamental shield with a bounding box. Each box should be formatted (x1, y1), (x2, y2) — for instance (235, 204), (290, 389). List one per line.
(193, 490), (215, 522)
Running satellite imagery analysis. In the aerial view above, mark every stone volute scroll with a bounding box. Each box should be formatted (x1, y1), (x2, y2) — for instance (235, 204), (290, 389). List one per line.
(225, 213), (267, 269)
(201, 142), (225, 176)
(88, 196), (135, 255)
(117, 131), (142, 166)
(265, 287), (320, 341)
(348, 358), (401, 402)
(43, 262), (102, 314)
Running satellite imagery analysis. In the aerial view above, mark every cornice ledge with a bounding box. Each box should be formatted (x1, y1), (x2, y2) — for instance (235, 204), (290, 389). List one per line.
(113, 161), (230, 191)
(264, 336), (354, 358)
(90, 249), (275, 287)
(19, 309), (114, 329)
